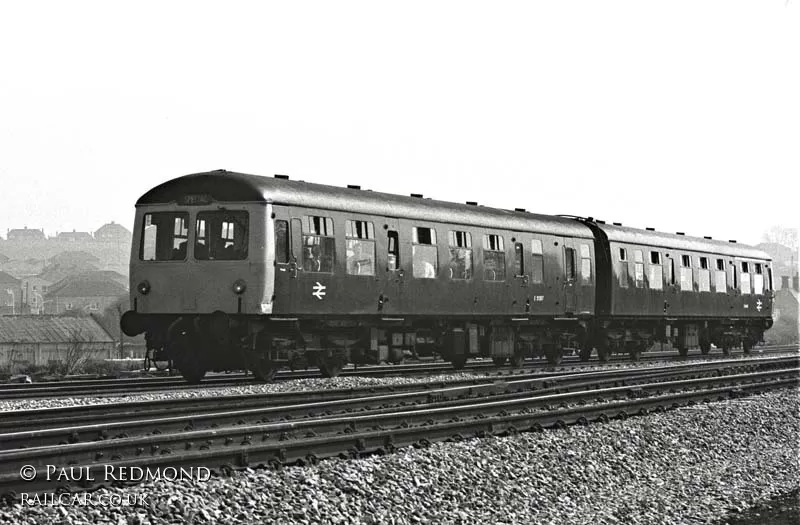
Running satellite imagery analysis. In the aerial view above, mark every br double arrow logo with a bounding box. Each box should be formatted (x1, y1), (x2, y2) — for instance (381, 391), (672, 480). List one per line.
(312, 282), (327, 300)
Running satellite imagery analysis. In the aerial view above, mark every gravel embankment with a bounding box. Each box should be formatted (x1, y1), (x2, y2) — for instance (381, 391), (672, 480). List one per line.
(2, 387), (797, 524)
(0, 373), (490, 412)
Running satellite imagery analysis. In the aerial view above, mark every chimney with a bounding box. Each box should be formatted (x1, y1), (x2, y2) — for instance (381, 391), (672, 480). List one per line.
(781, 276), (790, 290)
(794, 273), (799, 292)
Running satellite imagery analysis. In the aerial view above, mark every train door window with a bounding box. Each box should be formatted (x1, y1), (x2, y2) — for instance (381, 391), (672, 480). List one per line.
(345, 220), (376, 276)
(195, 211), (249, 261)
(301, 215), (335, 272)
(731, 261), (738, 290)
(753, 263), (764, 294)
(274, 220), (289, 264)
(634, 250), (644, 288)
(767, 267), (773, 292)
(513, 242), (524, 277)
(387, 231), (400, 270)
(412, 226), (438, 278)
(140, 212), (189, 261)
(564, 247), (576, 282)
(668, 257), (676, 286)
(447, 230), (472, 280)
(580, 244), (592, 284)
(531, 239), (544, 284)
(648, 251), (663, 290)
(680, 255), (693, 291)
(697, 256), (711, 292)
(740, 261), (751, 294)
(715, 258), (727, 292)
(483, 234), (506, 281)
(618, 247), (629, 288)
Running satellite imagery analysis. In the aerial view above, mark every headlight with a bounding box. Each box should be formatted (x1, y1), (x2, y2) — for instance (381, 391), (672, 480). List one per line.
(137, 281), (151, 295)
(232, 279), (247, 294)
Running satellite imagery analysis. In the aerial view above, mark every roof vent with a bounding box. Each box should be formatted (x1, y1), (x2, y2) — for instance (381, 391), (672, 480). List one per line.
(347, 184), (361, 190)
(466, 201), (478, 206)
(729, 239), (737, 243)
(274, 174), (289, 180)
(613, 222), (622, 226)
(410, 193), (423, 198)
(514, 207), (526, 212)
(704, 236), (712, 240)
(646, 227), (655, 231)
(597, 220), (605, 224)
(676, 232), (685, 235)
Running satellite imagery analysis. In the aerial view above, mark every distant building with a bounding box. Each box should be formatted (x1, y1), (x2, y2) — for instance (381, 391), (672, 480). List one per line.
(47, 250), (101, 267)
(0, 253), (9, 263)
(0, 271), (21, 315)
(0, 316), (115, 367)
(6, 228), (45, 241)
(43, 273), (128, 314)
(94, 221), (132, 243)
(20, 276), (53, 314)
(57, 230), (93, 243)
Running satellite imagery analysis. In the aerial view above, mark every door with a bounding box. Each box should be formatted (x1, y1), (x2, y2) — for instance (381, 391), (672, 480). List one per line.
(381, 219), (405, 315)
(563, 241), (578, 314)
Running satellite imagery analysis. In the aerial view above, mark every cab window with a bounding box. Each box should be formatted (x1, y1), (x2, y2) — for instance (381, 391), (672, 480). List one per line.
(195, 211), (249, 261)
(140, 212), (189, 261)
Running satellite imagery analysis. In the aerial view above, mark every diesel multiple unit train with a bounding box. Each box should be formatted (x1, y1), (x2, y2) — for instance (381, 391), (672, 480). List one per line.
(120, 170), (774, 383)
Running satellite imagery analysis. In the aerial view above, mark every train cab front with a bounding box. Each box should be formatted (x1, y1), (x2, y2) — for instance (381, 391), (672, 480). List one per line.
(121, 188), (273, 383)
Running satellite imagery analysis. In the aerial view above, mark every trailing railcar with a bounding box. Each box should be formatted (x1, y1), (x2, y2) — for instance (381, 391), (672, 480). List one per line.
(573, 218), (774, 360)
(121, 170), (598, 382)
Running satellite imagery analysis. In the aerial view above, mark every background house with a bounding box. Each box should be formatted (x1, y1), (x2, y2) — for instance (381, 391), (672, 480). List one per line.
(0, 271), (21, 315)
(43, 272), (128, 314)
(0, 316), (115, 367)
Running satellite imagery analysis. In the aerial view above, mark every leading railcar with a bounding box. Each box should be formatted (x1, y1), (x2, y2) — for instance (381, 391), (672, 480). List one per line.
(121, 170), (773, 383)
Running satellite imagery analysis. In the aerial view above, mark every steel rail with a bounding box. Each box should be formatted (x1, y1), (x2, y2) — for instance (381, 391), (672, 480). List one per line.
(0, 356), (794, 445)
(0, 369), (795, 499)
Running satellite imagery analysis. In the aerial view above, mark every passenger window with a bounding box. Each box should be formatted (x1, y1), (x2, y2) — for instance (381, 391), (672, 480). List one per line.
(580, 244), (592, 285)
(698, 256), (710, 292)
(345, 220), (375, 276)
(387, 231), (399, 271)
(195, 211), (249, 261)
(531, 239), (544, 284)
(634, 250), (644, 288)
(753, 263), (764, 294)
(618, 247), (629, 288)
(619, 248), (627, 261)
(648, 251), (663, 290)
(668, 258), (676, 286)
(740, 261), (751, 294)
(412, 226), (438, 279)
(514, 243), (524, 277)
(141, 212), (189, 261)
(731, 262), (738, 290)
(274, 220), (289, 264)
(483, 234), (506, 281)
(715, 258), (727, 293)
(680, 254), (693, 291)
(447, 230), (472, 280)
(302, 215), (335, 272)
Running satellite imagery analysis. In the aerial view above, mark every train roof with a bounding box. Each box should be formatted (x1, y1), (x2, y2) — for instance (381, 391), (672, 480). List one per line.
(594, 222), (771, 261)
(137, 170), (594, 239)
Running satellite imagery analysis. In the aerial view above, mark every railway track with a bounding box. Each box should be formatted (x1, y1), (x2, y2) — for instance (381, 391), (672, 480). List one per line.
(1, 344), (795, 400)
(0, 354), (796, 498)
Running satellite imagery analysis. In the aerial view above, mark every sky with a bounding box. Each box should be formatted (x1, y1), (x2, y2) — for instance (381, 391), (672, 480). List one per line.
(0, 1), (797, 247)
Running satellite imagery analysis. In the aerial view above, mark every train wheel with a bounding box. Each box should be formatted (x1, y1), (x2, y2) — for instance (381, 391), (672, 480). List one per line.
(450, 355), (468, 370)
(510, 353), (525, 368)
(628, 348), (641, 362)
(176, 355), (206, 384)
(545, 346), (562, 366)
(596, 341), (610, 363)
(699, 339), (711, 355)
(492, 357), (508, 366)
(721, 345), (732, 356)
(578, 346), (592, 362)
(250, 357), (277, 382)
(742, 338), (753, 354)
